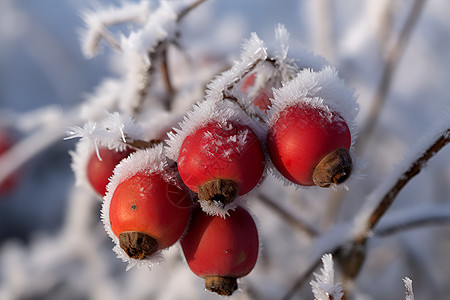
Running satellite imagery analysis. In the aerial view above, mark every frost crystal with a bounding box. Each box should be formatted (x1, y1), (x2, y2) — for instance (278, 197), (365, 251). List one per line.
(102, 145), (179, 269)
(65, 112), (144, 193)
(80, 1), (151, 58)
(403, 277), (414, 300)
(310, 254), (344, 300)
(205, 32), (267, 103)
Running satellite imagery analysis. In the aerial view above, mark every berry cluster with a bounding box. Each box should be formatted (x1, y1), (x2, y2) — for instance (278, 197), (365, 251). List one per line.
(68, 29), (358, 296)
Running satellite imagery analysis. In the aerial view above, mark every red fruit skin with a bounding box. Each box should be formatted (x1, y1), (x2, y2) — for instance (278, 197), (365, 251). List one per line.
(0, 129), (19, 194)
(87, 147), (135, 196)
(268, 104), (351, 186)
(109, 172), (192, 249)
(181, 205), (258, 279)
(177, 122), (265, 195)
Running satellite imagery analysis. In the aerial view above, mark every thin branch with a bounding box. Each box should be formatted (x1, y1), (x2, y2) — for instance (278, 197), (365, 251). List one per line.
(176, 0), (208, 22)
(257, 193), (319, 237)
(375, 215), (450, 237)
(125, 138), (162, 150)
(356, 0), (427, 154)
(358, 128), (449, 243)
(160, 47), (175, 97)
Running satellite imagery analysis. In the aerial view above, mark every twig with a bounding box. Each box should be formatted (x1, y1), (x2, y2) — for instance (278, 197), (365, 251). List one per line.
(257, 193), (319, 237)
(357, 128), (449, 243)
(176, 0), (208, 22)
(125, 138), (162, 150)
(160, 47), (175, 97)
(355, 0), (427, 154)
(312, 0), (335, 62)
(375, 214), (450, 237)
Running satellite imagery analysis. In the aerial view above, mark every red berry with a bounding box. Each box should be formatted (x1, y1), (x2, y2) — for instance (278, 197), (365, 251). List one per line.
(87, 147), (135, 196)
(0, 129), (20, 194)
(268, 103), (352, 187)
(181, 205), (259, 296)
(108, 171), (192, 260)
(177, 121), (265, 206)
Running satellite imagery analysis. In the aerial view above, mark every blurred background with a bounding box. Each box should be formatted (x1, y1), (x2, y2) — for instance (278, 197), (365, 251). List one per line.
(0, 0), (449, 299)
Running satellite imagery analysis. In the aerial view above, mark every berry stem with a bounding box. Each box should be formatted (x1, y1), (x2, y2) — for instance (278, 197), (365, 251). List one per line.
(204, 276), (238, 296)
(125, 138), (162, 150)
(119, 231), (159, 260)
(197, 178), (238, 205)
(312, 148), (353, 188)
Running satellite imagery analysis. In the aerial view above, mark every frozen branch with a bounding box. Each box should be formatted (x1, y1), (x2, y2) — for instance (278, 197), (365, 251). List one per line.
(403, 277), (414, 300)
(374, 204), (450, 237)
(357, 126), (449, 244)
(356, 0), (428, 154)
(81, 1), (151, 58)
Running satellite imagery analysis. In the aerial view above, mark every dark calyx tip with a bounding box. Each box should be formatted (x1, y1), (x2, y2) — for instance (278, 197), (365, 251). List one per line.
(313, 148), (353, 188)
(119, 231), (159, 260)
(198, 179), (238, 206)
(204, 276), (238, 296)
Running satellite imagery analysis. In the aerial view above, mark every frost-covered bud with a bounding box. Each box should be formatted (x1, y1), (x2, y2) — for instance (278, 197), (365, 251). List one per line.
(166, 99), (266, 217)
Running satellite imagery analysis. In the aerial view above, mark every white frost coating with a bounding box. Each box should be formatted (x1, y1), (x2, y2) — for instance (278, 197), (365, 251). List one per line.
(80, 1), (151, 58)
(353, 113), (450, 238)
(205, 32), (267, 103)
(165, 98), (266, 161)
(268, 23), (298, 83)
(120, 1), (180, 63)
(268, 66), (359, 145)
(65, 112), (145, 193)
(403, 277), (414, 300)
(310, 254), (344, 300)
(102, 145), (179, 269)
(198, 196), (246, 218)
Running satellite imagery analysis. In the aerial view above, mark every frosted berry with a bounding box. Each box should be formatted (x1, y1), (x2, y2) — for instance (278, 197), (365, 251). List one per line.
(108, 171), (192, 260)
(181, 204), (259, 296)
(177, 121), (265, 206)
(0, 129), (20, 194)
(87, 147), (135, 196)
(268, 103), (352, 187)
